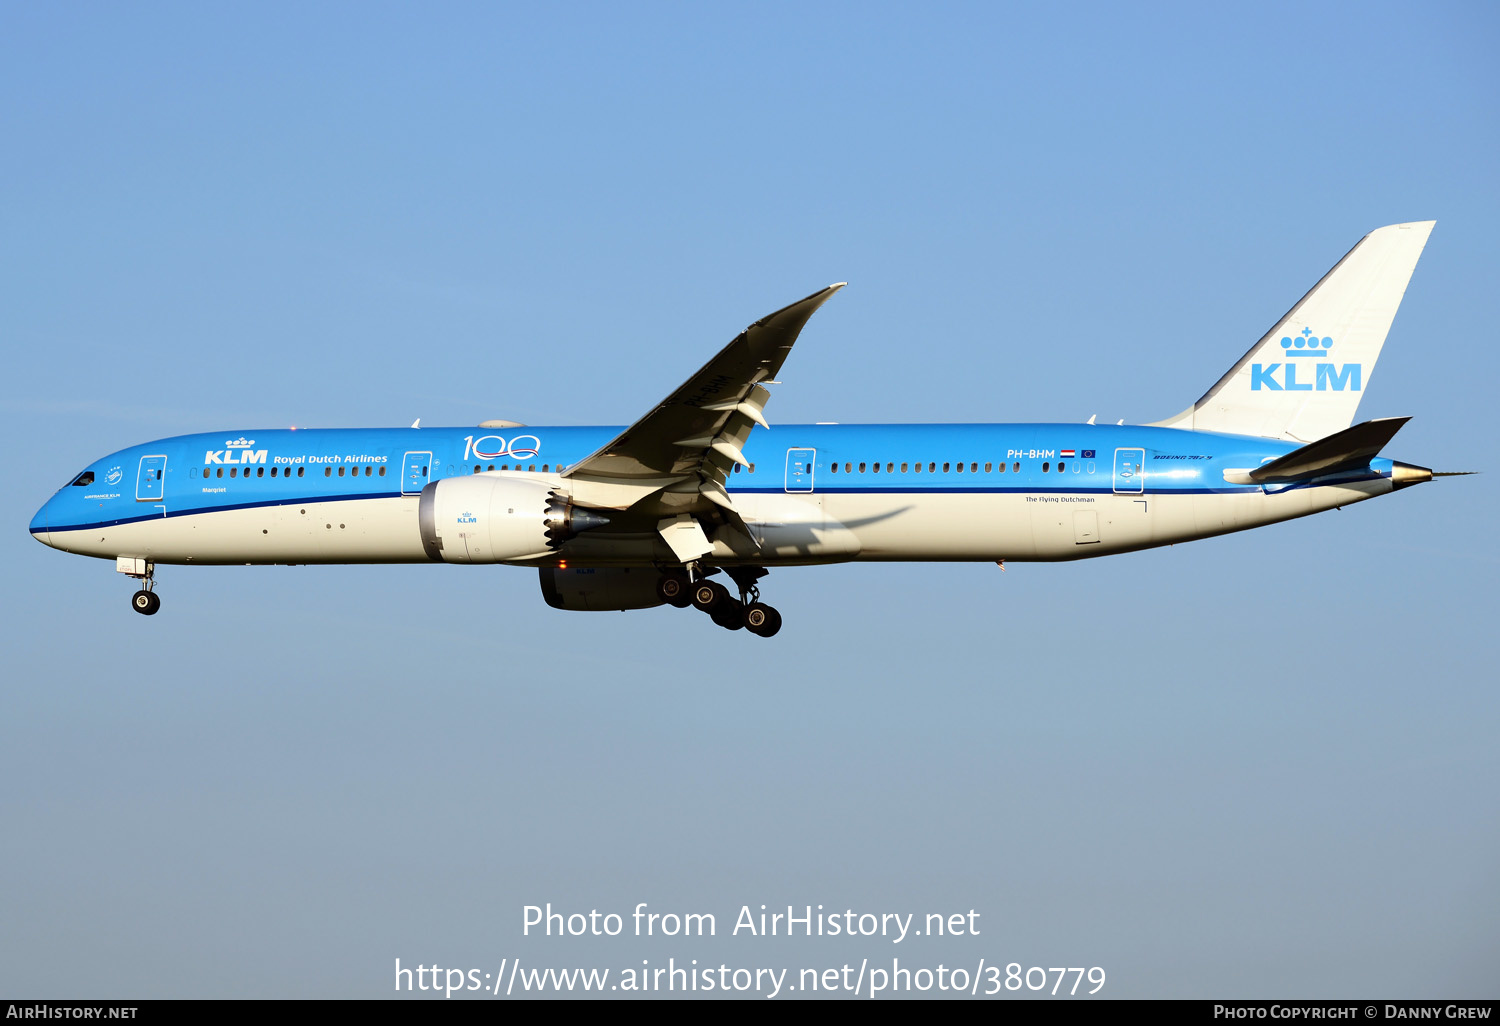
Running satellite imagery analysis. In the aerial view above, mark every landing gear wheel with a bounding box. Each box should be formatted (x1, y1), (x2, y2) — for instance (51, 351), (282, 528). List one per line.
(131, 590), (160, 616)
(743, 602), (781, 637)
(710, 602), (745, 630)
(691, 581), (731, 613)
(656, 572), (692, 608)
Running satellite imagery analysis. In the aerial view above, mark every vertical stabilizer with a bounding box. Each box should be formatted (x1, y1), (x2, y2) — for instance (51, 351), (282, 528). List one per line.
(1153, 221), (1434, 442)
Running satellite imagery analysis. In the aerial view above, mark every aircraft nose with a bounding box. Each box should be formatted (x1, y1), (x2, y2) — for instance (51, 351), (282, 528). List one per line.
(29, 501), (53, 548)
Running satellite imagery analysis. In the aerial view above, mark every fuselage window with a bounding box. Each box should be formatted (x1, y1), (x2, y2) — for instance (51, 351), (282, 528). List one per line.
(271, 467), (278, 477)
(943, 463), (950, 473)
(363, 466), (371, 476)
(256, 467), (264, 477)
(325, 467), (332, 477)
(997, 462), (1005, 473)
(1012, 461), (1020, 473)
(69, 471), (95, 487)
(487, 464), (495, 472)
(956, 462), (964, 473)
(749, 463), (755, 473)
(203, 469), (211, 479)
(542, 464), (549, 472)
(379, 466), (386, 476)
(298, 467), (306, 477)
(872, 462), (880, 474)
(1058, 461), (1066, 473)
(928, 462), (936, 473)
(901, 462), (908, 473)
(844, 462), (851, 473)
(230, 468), (237, 477)
(859, 462), (867, 473)
(339, 466), (346, 477)
(970, 462), (977, 473)
(1042, 462), (1050, 473)
(914, 462), (922, 473)
(828, 463), (837, 474)
(985, 462), (992, 472)
(216, 468), (223, 478)
(422, 466), (428, 477)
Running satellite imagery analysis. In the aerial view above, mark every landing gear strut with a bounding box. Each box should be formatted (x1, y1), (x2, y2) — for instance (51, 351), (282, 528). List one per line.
(659, 565), (782, 637)
(120, 558), (160, 616)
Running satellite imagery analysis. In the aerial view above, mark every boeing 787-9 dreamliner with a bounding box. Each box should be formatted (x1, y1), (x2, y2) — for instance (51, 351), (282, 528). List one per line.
(31, 222), (1456, 637)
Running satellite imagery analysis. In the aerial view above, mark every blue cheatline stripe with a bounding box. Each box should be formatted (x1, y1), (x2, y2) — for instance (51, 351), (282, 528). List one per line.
(39, 490), (405, 534)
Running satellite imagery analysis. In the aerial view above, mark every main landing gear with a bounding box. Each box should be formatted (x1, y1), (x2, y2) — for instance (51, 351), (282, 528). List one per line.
(119, 558), (160, 616)
(656, 565), (782, 637)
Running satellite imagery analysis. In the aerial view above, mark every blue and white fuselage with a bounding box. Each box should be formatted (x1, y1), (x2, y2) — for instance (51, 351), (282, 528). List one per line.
(30, 422), (1407, 567)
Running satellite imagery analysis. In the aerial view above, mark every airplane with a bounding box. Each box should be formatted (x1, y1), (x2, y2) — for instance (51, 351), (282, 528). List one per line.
(30, 221), (1458, 637)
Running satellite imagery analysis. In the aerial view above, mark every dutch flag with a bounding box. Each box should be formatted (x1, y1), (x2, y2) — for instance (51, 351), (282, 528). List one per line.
(1060, 449), (1076, 458)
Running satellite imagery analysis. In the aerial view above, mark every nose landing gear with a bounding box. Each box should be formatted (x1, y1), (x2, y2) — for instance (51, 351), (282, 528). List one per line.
(119, 557), (160, 616)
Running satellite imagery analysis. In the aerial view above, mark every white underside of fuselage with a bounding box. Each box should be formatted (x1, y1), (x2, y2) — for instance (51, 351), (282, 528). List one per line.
(41, 478), (1392, 568)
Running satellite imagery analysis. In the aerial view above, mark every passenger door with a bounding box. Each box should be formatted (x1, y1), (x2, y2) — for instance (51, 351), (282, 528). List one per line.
(784, 448), (815, 493)
(1112, 448), (1145, 494)
(135, 455), (167, 501)
(401, 451), (432, 495)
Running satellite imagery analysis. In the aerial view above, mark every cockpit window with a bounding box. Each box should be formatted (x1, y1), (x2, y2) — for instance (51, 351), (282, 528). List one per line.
(70, 471), (95, 487)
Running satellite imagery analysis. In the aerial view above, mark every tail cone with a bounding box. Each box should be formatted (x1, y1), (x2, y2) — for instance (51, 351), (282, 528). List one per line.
(1390, 461), (1433, 490)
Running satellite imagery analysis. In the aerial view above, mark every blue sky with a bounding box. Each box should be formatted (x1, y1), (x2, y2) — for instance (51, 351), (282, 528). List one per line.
(3, 1), (1496, 998)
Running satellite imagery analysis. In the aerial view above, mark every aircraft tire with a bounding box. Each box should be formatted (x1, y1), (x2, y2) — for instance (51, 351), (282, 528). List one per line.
(710, 601), (745, 630)
(132, 590), (159, 616)
(657, 573), (692, 608)
(692, 581), (730, 613)
(744, 603), (781, 638)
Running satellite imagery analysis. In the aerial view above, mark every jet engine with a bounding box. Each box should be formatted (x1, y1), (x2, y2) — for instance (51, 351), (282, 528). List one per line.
(538, 567), (666, 611)
(418, 475), (607, 564)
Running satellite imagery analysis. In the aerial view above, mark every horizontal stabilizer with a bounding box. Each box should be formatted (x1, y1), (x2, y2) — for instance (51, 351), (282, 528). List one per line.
(1248, 417), (1410, 484)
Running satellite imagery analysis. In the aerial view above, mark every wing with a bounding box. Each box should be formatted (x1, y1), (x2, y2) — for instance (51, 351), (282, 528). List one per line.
(561, 284), (845, 514)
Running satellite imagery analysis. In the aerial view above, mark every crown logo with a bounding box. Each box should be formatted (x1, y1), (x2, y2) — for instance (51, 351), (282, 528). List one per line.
(1280, 327), (1333, 358)
(226, 437), (256, 447)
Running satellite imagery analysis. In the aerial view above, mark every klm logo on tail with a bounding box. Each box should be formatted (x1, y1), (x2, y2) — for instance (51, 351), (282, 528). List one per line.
(1251, 328), (1361, 392)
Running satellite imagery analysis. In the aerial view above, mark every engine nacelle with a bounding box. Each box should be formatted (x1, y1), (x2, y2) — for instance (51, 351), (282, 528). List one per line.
(538, 567), (666, 611)
(419, 475), (604, 564)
